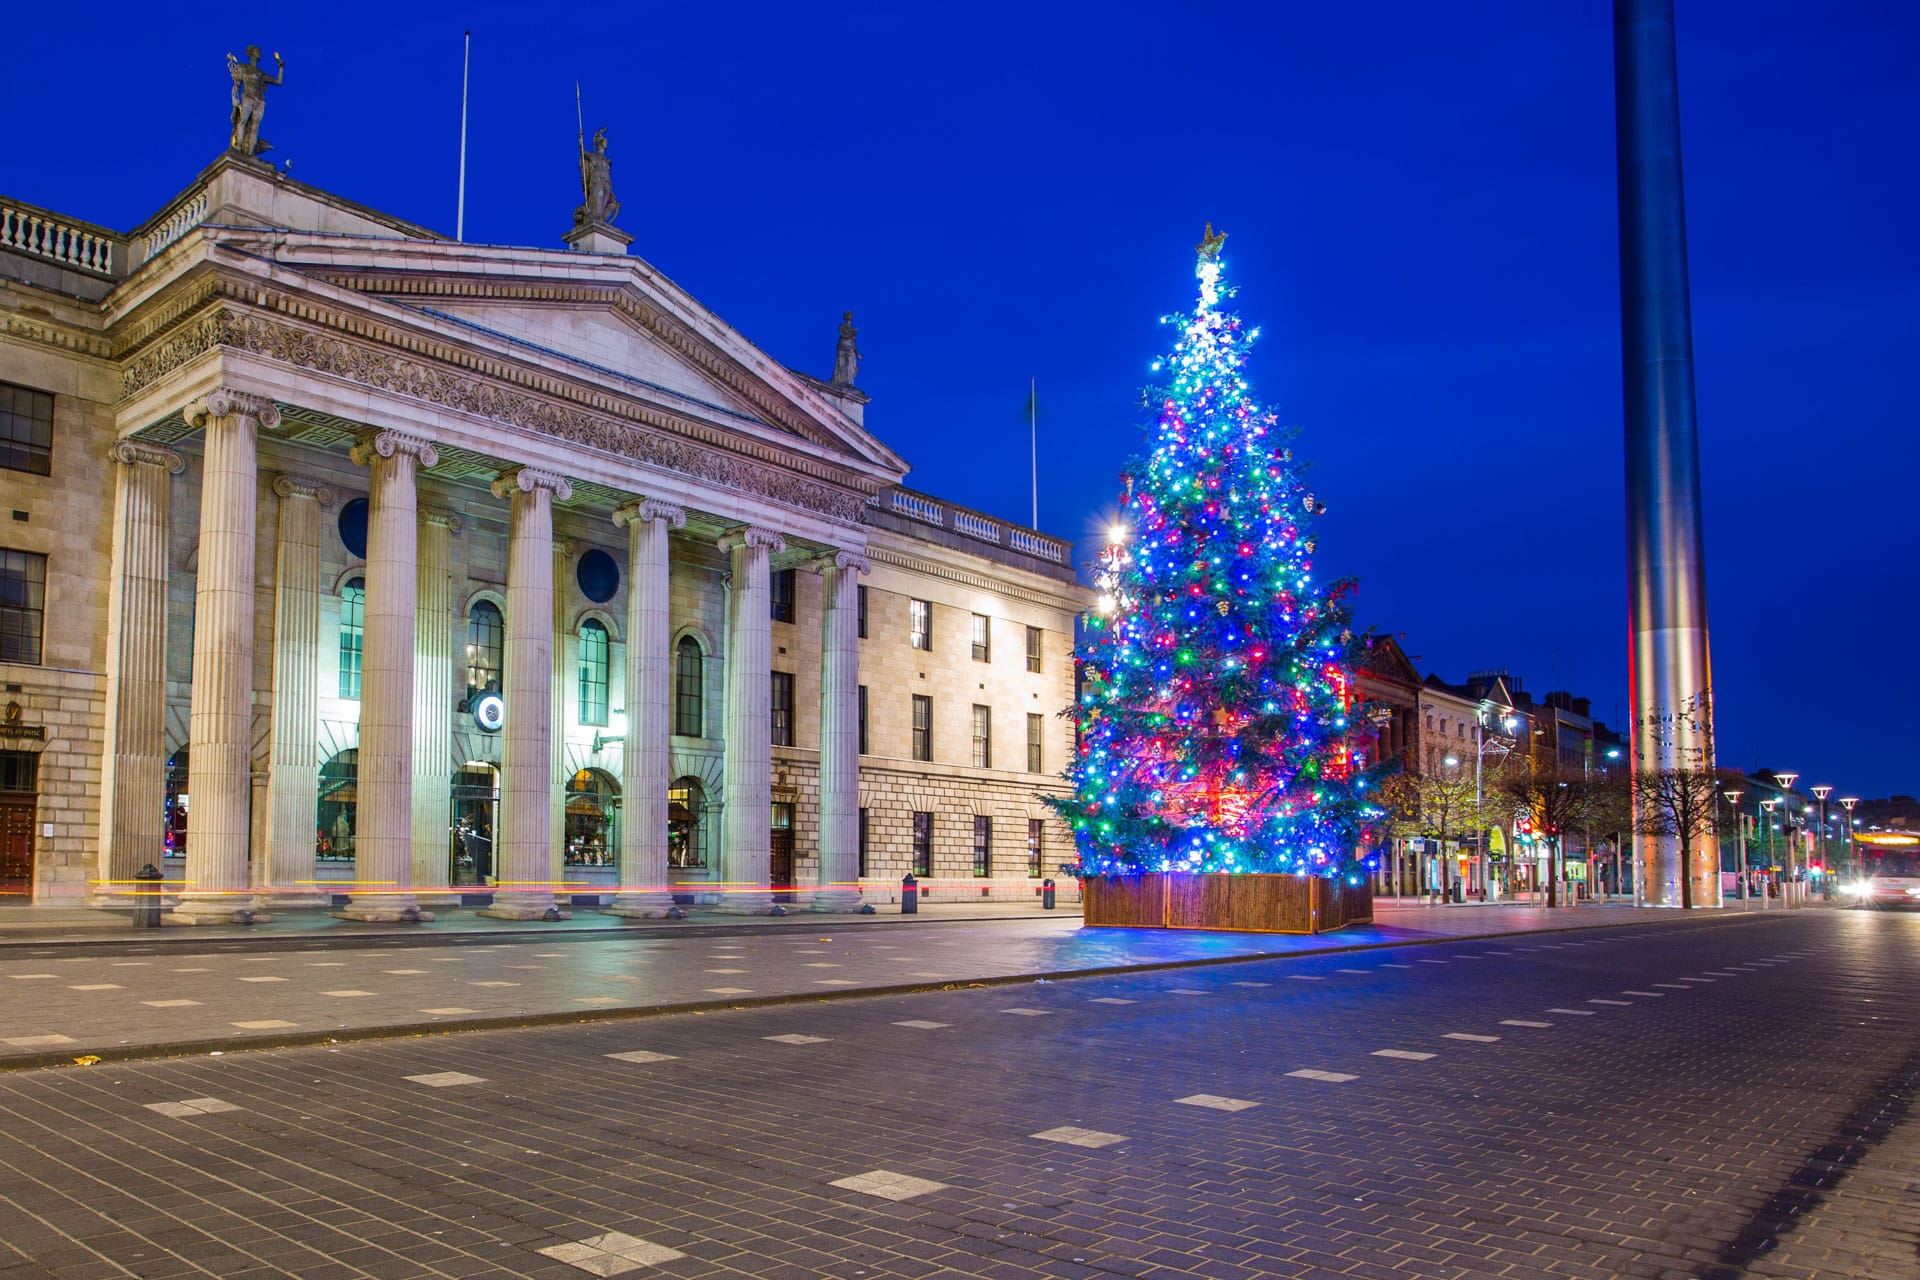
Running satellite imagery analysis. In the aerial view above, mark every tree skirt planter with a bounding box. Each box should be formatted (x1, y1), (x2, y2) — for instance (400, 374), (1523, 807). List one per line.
(1082, 873), (1373, 934)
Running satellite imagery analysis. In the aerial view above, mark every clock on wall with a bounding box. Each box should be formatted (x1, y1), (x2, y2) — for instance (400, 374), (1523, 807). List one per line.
(472, 693), (505, 733)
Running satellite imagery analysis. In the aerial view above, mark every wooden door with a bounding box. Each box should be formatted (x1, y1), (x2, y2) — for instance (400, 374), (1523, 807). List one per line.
(0, 796), (34, 899)
(769, 828), (795, 899)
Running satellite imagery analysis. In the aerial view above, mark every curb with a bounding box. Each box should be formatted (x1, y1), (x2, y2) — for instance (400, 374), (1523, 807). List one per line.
(2, 908), (1787, 1074)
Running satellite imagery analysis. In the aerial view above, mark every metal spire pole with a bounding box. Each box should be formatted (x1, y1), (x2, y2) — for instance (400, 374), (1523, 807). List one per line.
(1615, 0), (1719, 907)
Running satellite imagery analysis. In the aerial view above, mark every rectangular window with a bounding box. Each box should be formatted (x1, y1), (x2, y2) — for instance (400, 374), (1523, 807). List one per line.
(971, 613), (991, 663)
(972, 815), (992, 877)
(1027, 713), (1044, 773)
(858, 684), (869, 755)
(769, 568), (795, 623)
(911, 810), (932, 876)
(0, 750), (37, 793)
(1026, 625), (1043, 674)
(674, 638), (703, 737)
(857, 807), (870, 878)
(0, 548), (47, 666)
(578, 622), (610, 726)
(857, 584), (868, 639)
(337, 579), (365, 699)
(911, 695), (932, 762)
(0, 381), (53, 476)
(971, 704), (991, 769)
(909, 598), (931, 650)
(1028, 818), (1044, 877)
(770, 671), (794, 746)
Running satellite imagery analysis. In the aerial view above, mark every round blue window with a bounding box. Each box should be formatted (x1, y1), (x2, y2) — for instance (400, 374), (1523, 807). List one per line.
(577, 548), (620, 603)
(338, 497), (369, 559)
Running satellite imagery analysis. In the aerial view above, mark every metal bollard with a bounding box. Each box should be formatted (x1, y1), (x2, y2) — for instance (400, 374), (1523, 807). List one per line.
(1041, 878), (1056, 910)
(900, 872), (918, 914)
(133, 862), (163, 929)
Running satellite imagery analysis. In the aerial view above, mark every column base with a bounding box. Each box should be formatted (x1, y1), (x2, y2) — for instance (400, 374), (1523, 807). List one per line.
(603, 893), (685, 919)
(809, 889), (867, 913)
(476, 897), (571, 922)
(166, 897), (271, 926)
(712, 892), (776, 916)
(415, 892), (462, 910)
(331, 903), (434, 923)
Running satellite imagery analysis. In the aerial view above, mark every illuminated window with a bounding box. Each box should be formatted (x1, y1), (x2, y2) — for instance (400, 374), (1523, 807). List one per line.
(972, 815), (992, 877)
(466, 600), (503, 699)
(911, 695), (932, 762)
(909, 599), (931, 650)
(971, 704), (991, 769)
(338, 577), (365, 699)
(578, 619), (609, 726)
(1026, 625), (1043, 674)
(1027, 818), (1044, 877)
(971, 613), (990, 663)
(911, 810), (932, 876)
(675, 636), (703, 737)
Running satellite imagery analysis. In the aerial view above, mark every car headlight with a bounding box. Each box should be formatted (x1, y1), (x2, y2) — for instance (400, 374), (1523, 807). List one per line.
(1843, 880), (1872, 896)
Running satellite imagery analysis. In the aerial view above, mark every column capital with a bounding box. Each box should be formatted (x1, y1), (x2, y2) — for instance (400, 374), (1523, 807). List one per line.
(272, 473), (334, 506)
(718, 526), (785, 556)
(491, 466), (572, 503)
(109, 440), (187, 475)
(350, 429), (439, 469)
(613, 498), (687, 531)
(420, 506), (464, 533)
(184, 389), (281, 431)
(809, 549), (871, 577)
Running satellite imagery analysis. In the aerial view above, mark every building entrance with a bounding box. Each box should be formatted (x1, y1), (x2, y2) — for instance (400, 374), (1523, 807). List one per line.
(770, 801), (795, 902)
(451, 764), (498, 887)
(0, 750), (38, 900)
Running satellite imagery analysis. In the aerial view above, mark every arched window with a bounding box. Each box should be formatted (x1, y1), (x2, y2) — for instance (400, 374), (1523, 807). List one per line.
(669, 777), (705, 868)
(674, 636), (703, 738)
(565, 768), (620, 866)
(467, 600), (504, 699)
(319, 749), (358, 862)
(578, 619), (609, 726)
(338, 577), (365, 699)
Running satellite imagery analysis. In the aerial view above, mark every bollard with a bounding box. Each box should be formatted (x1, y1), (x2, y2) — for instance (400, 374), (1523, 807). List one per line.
(133, 862), (163, 929)
(901, 872), (918, 914)
(1041, 877), (1056, 910)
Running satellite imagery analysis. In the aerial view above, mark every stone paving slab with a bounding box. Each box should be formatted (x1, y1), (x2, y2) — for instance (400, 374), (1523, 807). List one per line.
(0, 905), (1768, 1069)
(0, 912), (1909, 1279)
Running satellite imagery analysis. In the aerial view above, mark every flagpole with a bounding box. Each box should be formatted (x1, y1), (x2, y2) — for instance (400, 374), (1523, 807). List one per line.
(1029, 376), (1038, 529)
(455, 31), (471, 242)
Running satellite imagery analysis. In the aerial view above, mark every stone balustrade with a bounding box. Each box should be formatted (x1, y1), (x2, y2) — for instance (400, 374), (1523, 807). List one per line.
(0, 200), (120, 276)
(866, 486), (1068, 567)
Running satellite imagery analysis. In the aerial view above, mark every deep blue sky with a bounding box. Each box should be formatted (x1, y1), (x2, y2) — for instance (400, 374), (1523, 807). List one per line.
(9, 2), (1916, 797)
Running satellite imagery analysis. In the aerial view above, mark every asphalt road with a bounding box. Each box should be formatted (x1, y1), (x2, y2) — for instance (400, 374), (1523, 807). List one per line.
(0, 910), (1913, 1279)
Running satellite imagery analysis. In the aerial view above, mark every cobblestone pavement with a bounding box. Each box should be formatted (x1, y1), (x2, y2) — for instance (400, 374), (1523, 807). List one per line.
(1, 905), (1749, 1066)
(0, 909), (1914, 1279)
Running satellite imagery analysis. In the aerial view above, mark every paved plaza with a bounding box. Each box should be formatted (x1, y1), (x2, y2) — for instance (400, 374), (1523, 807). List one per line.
(0, 907), (1915, 1278)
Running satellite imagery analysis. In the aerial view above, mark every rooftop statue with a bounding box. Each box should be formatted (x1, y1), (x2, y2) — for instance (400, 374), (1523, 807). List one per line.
(227, 45), (285, 156)
(832, 311), (859, 387)
(575, 128), (621, 226)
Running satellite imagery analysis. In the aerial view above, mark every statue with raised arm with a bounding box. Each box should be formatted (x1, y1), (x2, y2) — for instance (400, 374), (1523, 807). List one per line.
(574, 128), (621, 226)
(227, 45), (285, 156)
(832, 311), (860, 387)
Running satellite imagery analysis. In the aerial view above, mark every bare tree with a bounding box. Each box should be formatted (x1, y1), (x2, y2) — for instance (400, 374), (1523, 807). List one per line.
(1500, 765), (1602, 907)
(1587, 770), (1635, 899)
(1377, 762), (1504, 902)
(1632, 767), (1725, 910)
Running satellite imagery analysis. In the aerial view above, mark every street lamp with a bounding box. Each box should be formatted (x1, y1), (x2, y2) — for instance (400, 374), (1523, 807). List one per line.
(1840, 796), (1860, 878)
(1774, 772), (1800, 903)
(1721, 789), (1747, 907)
(1811, 785), (1832, 887)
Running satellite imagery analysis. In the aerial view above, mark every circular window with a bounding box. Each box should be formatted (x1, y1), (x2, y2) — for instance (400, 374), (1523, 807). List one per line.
(576, 548), (620, 603)
(338, 497), (369, 559)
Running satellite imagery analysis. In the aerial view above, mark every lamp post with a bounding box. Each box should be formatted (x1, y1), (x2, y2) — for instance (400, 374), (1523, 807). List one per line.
(1721, 788), (1746, 908)
(1774, 771), (1800, 905)
(1810, 785), (1832, 895)
(1840, 796), (1859, 879)
(1759, 798), (1781, 908)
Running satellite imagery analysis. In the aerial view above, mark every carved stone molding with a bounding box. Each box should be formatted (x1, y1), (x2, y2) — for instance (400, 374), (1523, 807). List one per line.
(420, 506), (464, 533)
(612, 498), (688, 530)
(109, 440), (187, 475)
(807, 549), (871, 577)
(271, 473), (335, 506)
(184, 387), (281, 431)
(717, 527), (786, 556)
(490, 466), (572, 503)
(123, 307), (871, 522)
(349, 429), (439, 469)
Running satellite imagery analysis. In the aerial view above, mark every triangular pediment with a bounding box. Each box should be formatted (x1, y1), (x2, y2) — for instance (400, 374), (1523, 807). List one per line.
(1358, 634), (1421, 687)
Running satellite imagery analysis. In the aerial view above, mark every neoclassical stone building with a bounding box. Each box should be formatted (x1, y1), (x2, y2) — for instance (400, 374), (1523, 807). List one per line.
(0, 152), (1089, 917)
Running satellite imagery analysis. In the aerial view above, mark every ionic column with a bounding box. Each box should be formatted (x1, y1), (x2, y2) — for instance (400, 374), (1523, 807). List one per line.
(607, 499), (684, 918)
(412, 507), (461, 902)
(337, 431), (435, 922)
(172, 390), (278, 925)
(262, 473), (333, 909)
(718, 527), (783, 914)
(95, 441), (184, 902)
(550, 539), (572, 888)
(812, 549), (869, 912)
(478, 466), (572, 921)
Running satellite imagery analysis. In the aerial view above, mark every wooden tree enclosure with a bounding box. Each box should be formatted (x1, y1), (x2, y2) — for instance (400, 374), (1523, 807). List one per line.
(1082, 873), (1373, 934)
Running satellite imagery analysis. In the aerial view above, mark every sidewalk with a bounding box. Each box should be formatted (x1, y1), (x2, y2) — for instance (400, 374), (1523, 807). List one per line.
(0, 900), (1785, 1070)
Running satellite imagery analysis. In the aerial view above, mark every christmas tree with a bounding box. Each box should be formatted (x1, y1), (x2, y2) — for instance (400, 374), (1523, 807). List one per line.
(1055, 226), (1377, 878)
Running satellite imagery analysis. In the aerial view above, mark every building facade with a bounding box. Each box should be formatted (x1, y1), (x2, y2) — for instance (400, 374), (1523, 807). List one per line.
(0, 153), (1090, 915)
